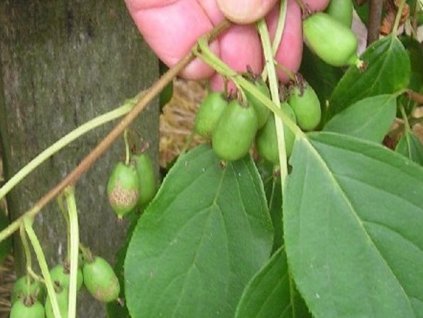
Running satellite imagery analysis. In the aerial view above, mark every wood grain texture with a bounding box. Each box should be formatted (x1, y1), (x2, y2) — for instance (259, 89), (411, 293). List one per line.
(0, 1), (159, 316)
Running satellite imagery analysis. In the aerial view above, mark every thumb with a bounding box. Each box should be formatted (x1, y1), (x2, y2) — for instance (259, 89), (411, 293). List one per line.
(217, 0), (278, 24)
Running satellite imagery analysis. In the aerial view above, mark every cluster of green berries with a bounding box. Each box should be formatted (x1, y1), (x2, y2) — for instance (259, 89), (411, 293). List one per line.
(10, 255), (119, 318)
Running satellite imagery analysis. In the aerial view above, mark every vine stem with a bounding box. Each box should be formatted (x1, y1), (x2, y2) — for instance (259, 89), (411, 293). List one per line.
(393, 0), (407, 34)
(261, 0), (288, 81)
(0, 98), (137, 201)
(400, 104), (411, 132)
(257, 19), (289, 188)
(57, 195), (71, 261)
(20, 223), (33, 274)
(24, 216), (62, 318)
(0, 20), (231, 243)
(65, 186), (79, 318)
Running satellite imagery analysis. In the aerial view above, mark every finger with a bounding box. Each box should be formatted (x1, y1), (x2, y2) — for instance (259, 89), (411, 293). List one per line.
(267, 0), (303, 83)
(197, 0), (225, 25)
(303, 0), (330, 11)
(216, 0), (278, 24)
(125, 0), (177, 10)
(126, 0), (218, 79)
(210, 25), (263, 92)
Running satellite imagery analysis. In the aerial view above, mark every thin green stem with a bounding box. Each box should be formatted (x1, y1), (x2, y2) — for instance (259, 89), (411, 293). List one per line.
(257, 19), (289, 188)
(262, 0), (288, 81)
(193, 38), (237, 79)
(24, 216), (62, 318)
(393, 0), (406, 34)
(0, 97), (138, 201)
(400, 104), (411, 132)
(20, 223), (33, 273)
(79, 243), (93, 263)
(64, 186), (79, 318)
(272, 0), (288, 54)
(57, 195), (71, 259)
(124, 129), (130, 166)
(27, 268), (44, 283)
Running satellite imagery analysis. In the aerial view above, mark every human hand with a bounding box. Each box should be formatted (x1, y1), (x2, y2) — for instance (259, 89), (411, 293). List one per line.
(125, 0), (330, 88)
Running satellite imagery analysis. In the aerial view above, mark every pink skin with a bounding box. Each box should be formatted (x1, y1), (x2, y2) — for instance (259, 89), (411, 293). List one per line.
(210, 25), (263, 93)
(125, 0), (304, 84)
(303, 0), (330, 12)
(267, 0), (303, 83)
(126, 0), (219, 79)
(217, 0), (278, 24)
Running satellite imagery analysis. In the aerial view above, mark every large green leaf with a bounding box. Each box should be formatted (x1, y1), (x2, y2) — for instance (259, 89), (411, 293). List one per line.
(124, 145), (273, 318)
(329, 36), (410, 118)
(396, 131), (423, 165)
(268, 178), (283, 253)
(323, 94), (397, 143)
(235, 247), (311, 318)
(284, 132), (423, 318)
(401, 36), (423, 93)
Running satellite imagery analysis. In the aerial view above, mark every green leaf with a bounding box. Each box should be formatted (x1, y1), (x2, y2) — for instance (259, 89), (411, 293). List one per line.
(400, 36), (423, 93)
(323, 94), (397, 143)
(396, 131), (423, 165)
(235, 247), (311, 318)
(267, 178), (283, 252)
(329, 36), (410, 118)
(284, 132), (423, 318)
(124, 145), (273, 318)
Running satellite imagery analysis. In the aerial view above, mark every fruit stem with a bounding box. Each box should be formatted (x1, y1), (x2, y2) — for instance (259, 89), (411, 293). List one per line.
(400, 104), (412, 133)
(79, 243), (94, 263)
(0, 97), (138, 202)
(64, 186), (79, 318)
(194, 37), (237, 79)
(24, 216), (62, 318)
(124, 129), (131, 166)
(196, 30), (303, 139)
(19, 223), (33, 276)
(57, 194), (71, 259)
(272, 0), (288, 55)
(257, 20), (289, 187)
(261, 0), (288, 81)
(393, 0), (406, 35)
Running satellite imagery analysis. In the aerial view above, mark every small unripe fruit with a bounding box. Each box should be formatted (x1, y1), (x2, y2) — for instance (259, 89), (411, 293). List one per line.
(107, 162), (140, 218)
(50, 264), (83, 291)
(12, 276), (45, 304)
(10, 297), (45, 318)
(256, 103), (297, 164)
(244, 78), (271, 129)
(45, 287), (68, 318)
(83, 256), (120, 303)
(133, 153), (157, 206)
(194, 92), (228, 138)
(288, 82), (321, 131)
(303, 12), (361, 67)
(212, 100), (258, 161)
(325, 0), (353, 27)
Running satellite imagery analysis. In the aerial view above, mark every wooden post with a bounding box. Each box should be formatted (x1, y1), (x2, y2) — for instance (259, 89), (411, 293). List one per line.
(0, 1), (159, 316)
